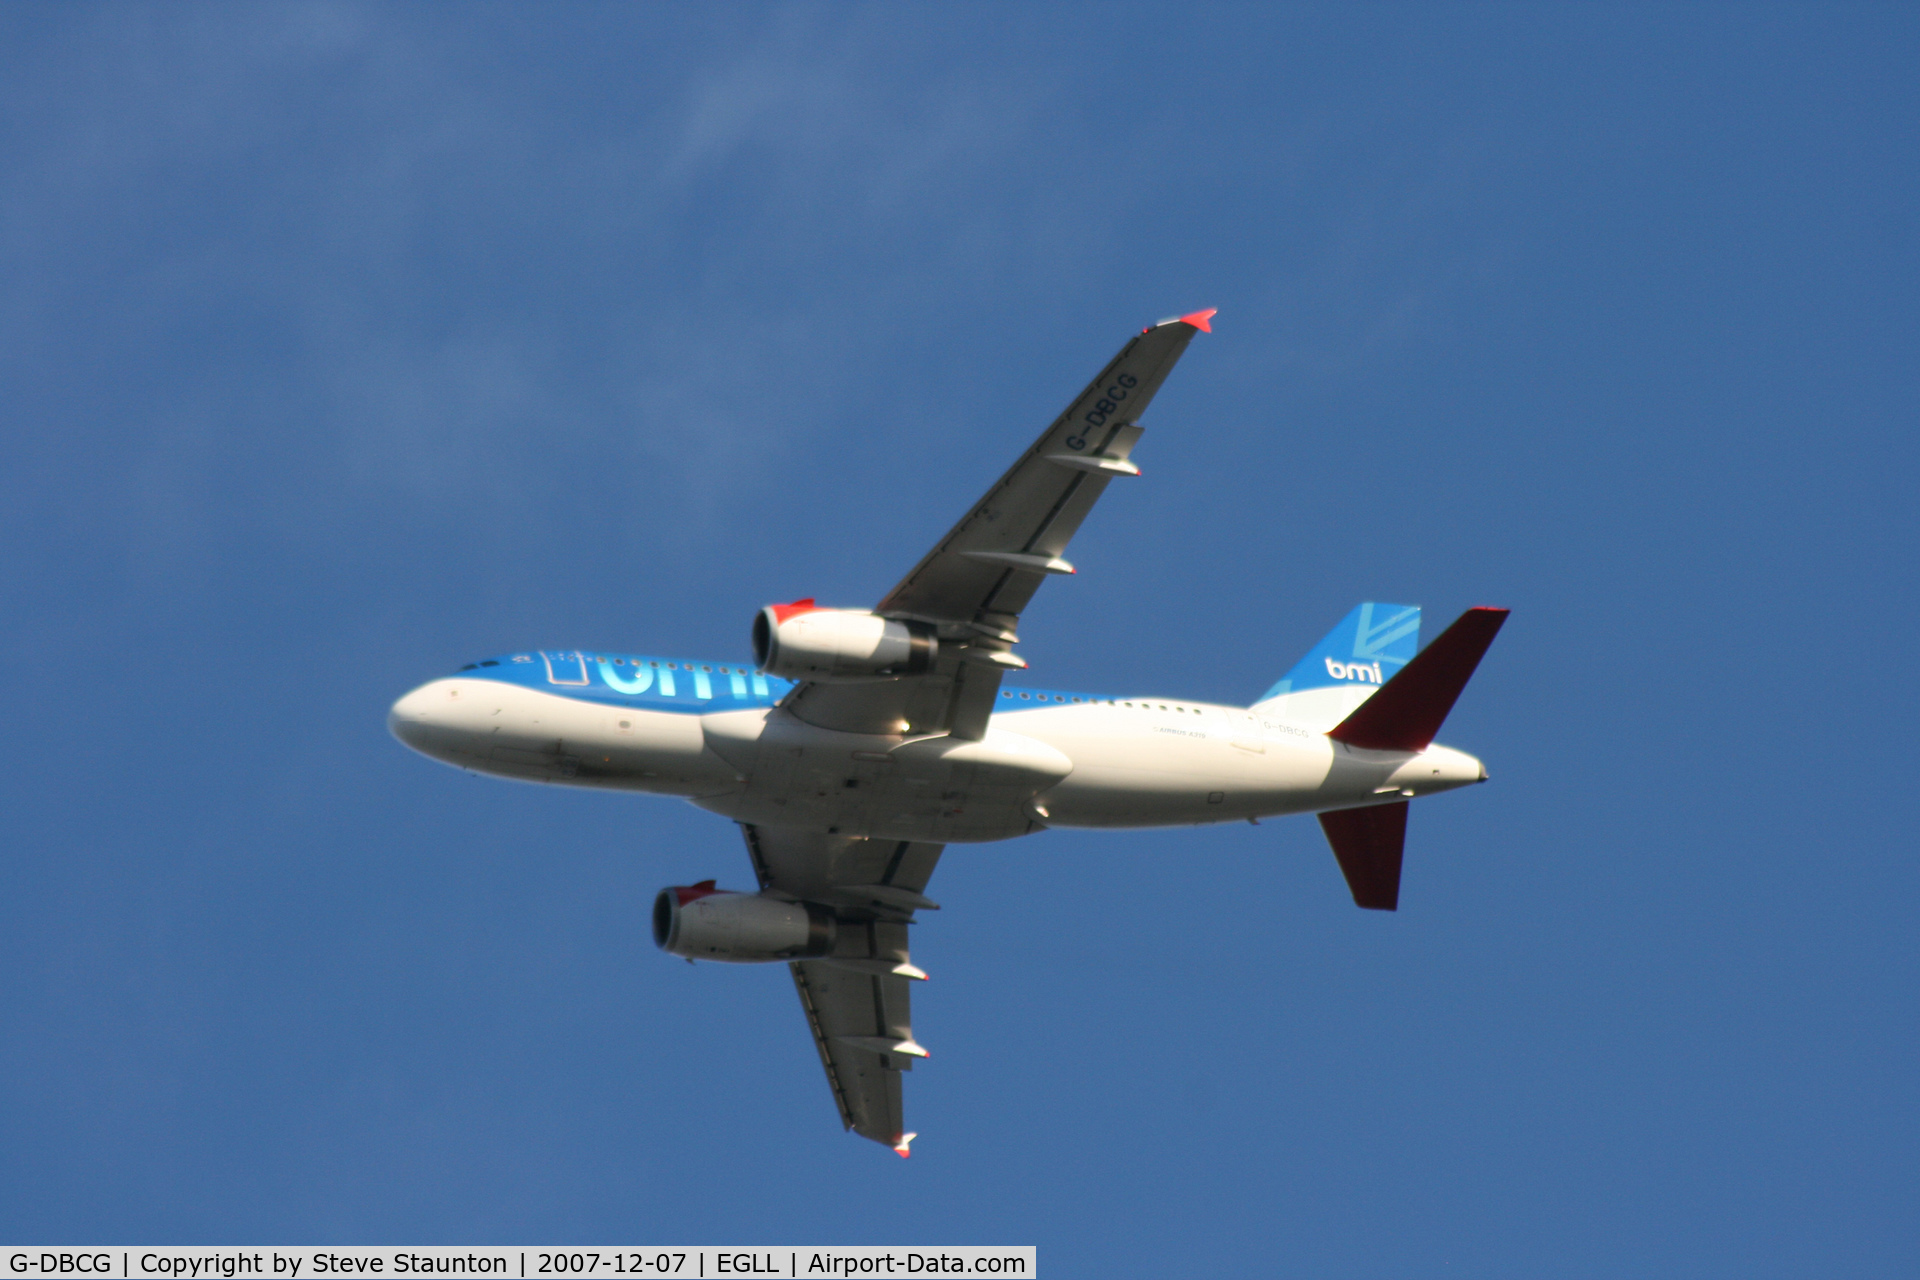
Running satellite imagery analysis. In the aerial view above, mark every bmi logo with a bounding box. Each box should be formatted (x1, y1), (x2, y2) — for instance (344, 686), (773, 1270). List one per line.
(1325, 657), (1384, 684)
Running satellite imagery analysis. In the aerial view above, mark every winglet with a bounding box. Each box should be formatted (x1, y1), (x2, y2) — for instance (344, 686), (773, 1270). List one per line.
(1179, 308), (1217, 333)
(893, 1132), (917, 1158)
(1329, 607), (1509, 752)
(1144, 308), (1218, 335)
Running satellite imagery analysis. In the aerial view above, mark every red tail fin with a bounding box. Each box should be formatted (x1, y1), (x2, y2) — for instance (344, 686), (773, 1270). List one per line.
(1328, 607), (1509, 752)
(1319, 801), (1408, 910)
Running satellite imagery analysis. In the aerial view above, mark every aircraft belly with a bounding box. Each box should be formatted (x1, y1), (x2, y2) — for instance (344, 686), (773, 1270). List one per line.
(552, 702), (743, 795)
(693, 709), (1065, 843)
(1013, 708), (1339, 828)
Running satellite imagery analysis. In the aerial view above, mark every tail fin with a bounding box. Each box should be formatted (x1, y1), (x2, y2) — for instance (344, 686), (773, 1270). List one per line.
(1329, 607), (1509, 752)
(1252, 603), (1421, 730)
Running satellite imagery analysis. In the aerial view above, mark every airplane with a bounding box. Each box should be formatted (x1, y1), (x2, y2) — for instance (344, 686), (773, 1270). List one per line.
(387, 310), (1508, 1157)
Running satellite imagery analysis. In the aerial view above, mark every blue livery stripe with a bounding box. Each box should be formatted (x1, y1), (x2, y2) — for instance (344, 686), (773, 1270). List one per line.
(456, 651), (792, 713)
(457, 653), (1219, 718)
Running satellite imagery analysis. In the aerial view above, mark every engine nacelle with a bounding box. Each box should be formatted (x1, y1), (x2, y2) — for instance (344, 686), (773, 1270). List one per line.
(652, 882), (836, 963)
(751, 600), (936, 681)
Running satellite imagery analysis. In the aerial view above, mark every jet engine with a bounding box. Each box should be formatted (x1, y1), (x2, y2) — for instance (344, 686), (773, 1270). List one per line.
(652, 882), (837, 963)
(752, 600), (936, 681)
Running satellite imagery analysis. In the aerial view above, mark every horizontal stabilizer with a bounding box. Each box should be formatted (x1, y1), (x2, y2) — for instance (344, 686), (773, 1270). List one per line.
(1319, 801), (1409, 911)
(1329, 607), (1509, 752)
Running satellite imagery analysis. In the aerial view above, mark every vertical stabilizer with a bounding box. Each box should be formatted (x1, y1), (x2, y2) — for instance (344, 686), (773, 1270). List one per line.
(1252, 603), (1421, 730)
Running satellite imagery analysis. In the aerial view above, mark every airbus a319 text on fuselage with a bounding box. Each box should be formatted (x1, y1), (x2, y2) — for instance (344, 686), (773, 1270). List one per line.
(389, 311), (1508, 1156)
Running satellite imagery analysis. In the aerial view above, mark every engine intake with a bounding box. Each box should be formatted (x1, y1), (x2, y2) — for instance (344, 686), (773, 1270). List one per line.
(652, 882), (836, 963)
(752, 602), (936, 681)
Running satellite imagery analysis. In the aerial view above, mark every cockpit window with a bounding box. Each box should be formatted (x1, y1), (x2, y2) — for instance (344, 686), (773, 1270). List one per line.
(481, 660), (499, 667)
(459, 663), (477, 671)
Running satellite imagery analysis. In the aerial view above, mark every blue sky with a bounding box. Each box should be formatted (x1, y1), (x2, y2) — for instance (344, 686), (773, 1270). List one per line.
(2, 3), (1915, 1272)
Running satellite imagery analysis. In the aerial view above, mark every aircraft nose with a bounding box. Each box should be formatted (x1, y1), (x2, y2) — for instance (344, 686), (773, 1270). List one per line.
(388, 683), (446, 753)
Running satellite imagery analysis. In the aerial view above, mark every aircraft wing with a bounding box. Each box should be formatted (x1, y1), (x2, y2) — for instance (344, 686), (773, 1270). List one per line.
(741, 823), (944, 1156)
(782, 310), (1213, 739)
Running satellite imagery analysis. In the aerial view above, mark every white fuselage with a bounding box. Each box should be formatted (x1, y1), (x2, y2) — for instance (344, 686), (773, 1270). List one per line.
(388, 677), (1486, 844)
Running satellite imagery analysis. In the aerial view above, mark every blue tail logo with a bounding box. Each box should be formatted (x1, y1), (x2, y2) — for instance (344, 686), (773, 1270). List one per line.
(1256, 603), (1421, 703)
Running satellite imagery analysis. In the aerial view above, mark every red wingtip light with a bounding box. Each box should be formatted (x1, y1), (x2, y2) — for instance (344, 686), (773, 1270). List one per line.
(1180, 308), (1217, 333)
(892, 1131), (917, 1157)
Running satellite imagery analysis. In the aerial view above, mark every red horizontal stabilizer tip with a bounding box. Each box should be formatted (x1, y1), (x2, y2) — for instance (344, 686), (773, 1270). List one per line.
(1180, 308), (1217, 333)
(1319, 801), (1408, 910)
(1329, 607), (1510, 753)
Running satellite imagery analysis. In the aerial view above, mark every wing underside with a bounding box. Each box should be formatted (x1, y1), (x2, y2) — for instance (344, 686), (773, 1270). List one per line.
(790, 959), (918, 1151)
(743, 823), (944, 1153)
(782, 312), (1211, 739)
(732, 313), (1213, 1151)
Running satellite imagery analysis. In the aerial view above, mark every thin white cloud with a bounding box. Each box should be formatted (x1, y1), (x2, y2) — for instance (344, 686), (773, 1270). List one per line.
(1, 3), (1095, 585)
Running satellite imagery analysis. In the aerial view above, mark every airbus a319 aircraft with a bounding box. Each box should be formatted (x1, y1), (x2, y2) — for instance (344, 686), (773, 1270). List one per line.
(388, 311), (1508, 1156)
